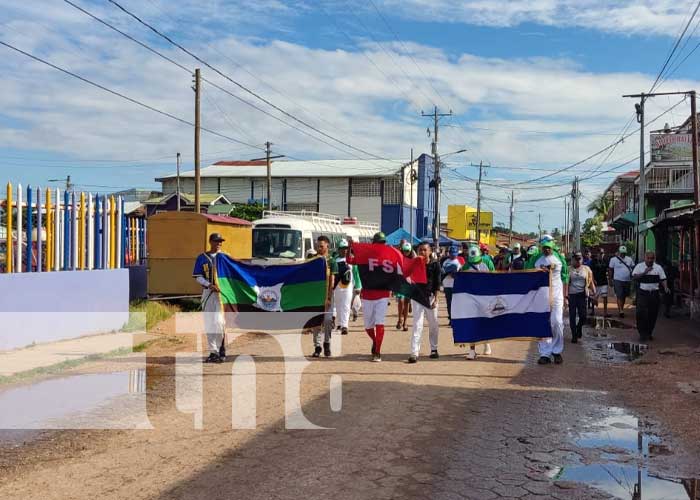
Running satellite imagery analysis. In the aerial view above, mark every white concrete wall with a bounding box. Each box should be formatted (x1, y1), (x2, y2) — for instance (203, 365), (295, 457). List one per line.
(318, 178), (349, 217)
(0, 269), (130, 351)
(285, 178), (317, 203)
(220, 178), (251, 203)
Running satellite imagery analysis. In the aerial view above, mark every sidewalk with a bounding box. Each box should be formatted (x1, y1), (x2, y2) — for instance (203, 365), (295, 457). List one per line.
(0, 331), (151, 378)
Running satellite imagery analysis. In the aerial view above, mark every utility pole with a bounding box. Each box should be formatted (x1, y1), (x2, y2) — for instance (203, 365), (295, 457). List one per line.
(476, 161), (484, 243)
(691, 91), (700, 291)
(193, 68), (201, 214)
(176, 152), (181, 212)
(48, 175), (71, 191)
(508, 190), (514, 247)
(422, 106), (452, 243)
(538, 213), (542, 241)
(409, 148), (415, 242)
(573, 176), (581, 252)
(266, 141), (272, 211)
(564, 196), (569, 254)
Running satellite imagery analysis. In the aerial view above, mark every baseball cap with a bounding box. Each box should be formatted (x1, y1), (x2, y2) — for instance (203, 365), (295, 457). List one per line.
(339, 239), (349, 249)
(513, 242), (521, 250)
(573, 251), (583, 259)
(619, 245), (627, 253)
(372, 232), (386, 243)
(541, 240), (555, 249)
(448, 246), (459, 256)
(401, 242), (412, 252)
(209, 233), (225, 242)
(479, 242), (489, 251)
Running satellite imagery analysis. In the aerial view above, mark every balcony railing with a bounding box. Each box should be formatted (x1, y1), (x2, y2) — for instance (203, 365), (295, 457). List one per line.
(606, 192), (637, 223)
(646, 165), (694, 194)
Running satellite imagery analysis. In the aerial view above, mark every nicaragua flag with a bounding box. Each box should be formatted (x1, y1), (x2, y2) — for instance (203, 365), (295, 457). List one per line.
(451, 271), (552, 344)
(216, 255), (329, 330)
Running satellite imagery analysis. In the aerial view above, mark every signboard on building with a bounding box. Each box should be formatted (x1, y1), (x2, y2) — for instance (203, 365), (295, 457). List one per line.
(466, 211), (493, 230)
(651, 133), (693, 161)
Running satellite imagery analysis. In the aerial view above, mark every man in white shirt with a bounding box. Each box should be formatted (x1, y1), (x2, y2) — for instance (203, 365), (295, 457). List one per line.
(632, 251), (669, 341)
(441, 246), (462, 325)
(608, 245), (635, 318)
(536, 240), (567, 365)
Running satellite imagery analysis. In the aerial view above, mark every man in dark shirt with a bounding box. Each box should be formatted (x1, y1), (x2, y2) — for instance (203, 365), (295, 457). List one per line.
(589, 247), (609, 317)
(408, 242), (442, 363)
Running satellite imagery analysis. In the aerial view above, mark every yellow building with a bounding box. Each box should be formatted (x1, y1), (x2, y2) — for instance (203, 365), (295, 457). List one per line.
(447, 205), (495, 246)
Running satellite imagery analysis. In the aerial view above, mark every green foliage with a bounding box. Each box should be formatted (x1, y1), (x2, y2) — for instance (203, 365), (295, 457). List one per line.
(227, 202), (268, 222)
(125, 300), (181, 331)
(581, 216), (603, 248)
(551, 227), (562, 239)
(586, 194), (613, 218)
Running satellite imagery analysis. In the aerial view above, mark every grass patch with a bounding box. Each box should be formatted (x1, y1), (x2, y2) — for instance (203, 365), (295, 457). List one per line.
(123, 300), (182, 331)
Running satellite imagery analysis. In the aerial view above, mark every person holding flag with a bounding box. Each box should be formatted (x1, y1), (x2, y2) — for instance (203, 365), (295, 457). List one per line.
(462, 246), (493, 360)
(535, 239), (567, 365)
(408, 242), (442, 363)
(333, 239), (355, 336)
(312, 235), (337, 358)
(192, 233), (228, 364)
(479, 242), (496, 271)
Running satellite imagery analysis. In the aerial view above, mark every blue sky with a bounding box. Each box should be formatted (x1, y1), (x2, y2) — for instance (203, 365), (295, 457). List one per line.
(2, 0), (700, 231)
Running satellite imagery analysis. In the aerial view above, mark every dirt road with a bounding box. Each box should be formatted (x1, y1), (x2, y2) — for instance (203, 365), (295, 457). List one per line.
(0, 307), (698, 500)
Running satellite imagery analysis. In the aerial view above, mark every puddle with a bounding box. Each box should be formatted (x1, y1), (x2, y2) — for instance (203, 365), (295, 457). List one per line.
(587, 316), (634, 330)
(562, 407), (699, 499)
(590, 342), (649, 363)
(0, 369), (150, 445)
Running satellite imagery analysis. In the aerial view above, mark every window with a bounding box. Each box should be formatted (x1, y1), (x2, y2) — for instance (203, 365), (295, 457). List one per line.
(351, 178), (380, 197)
(253, 228), (303, 259)
(382, 176), (402, 204)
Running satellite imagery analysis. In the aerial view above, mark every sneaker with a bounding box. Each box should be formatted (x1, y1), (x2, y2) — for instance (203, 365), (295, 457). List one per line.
(408, 355), (417, 363)
(312, 346), (322, 358)
(396, 321), (402, 330)
(371, 340), (376, 356)
(466, 349), (477, 360)
(205, 353), (223, 364)
(553, 353), (563, 364)
(372, 354), (382, 362)
(323, 342), (331, 357)
(429, 350), (439, 359)
(341, 327), (348, 335)
(482, 344), (492, 356)
(537, 356), (551, 365)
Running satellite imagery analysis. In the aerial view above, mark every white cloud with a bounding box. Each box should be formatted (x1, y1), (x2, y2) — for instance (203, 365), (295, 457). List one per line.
(376, 0), (698, 37)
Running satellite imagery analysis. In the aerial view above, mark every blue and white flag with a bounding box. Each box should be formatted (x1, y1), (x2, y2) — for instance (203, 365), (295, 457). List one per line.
(451, 271), (552, 344)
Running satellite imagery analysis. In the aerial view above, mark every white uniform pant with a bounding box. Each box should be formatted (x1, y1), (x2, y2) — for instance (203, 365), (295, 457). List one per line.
(333, 286), (353, 328)
(411, 300), (439, 356)
(538, 299), (564, 357)
(362, 298), (389, 329)
(202, 289), (225, 354)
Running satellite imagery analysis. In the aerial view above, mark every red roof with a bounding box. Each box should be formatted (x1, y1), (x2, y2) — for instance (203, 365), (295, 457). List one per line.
(619, 170), (639, 178)
(213, 160), (266, 166)
(202, 213), (252, 226)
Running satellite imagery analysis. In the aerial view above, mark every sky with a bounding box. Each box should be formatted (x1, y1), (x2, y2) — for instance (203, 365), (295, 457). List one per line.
(2, 0), (700, 232)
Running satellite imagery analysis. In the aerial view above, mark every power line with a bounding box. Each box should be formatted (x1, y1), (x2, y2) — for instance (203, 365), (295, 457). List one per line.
(106, 0), (398, 163)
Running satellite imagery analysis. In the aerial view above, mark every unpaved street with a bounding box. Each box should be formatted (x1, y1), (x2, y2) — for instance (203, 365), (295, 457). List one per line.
(0, 307), (698, 500)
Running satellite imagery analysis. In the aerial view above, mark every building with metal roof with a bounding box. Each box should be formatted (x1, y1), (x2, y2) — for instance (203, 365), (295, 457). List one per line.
(154, 154), (438, 239)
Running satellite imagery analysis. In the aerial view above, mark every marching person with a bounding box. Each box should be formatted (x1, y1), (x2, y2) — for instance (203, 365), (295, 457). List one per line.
(609, 245), (635, 318)
(333, 239), (355, 336)
(536, 239), (567, 365)
(351, 262), (362, 322)
(408, 242), (442, 363)
(462, 246), (493, 360)
(479, 242), (496, 271)
(312, 235), (337, 358)
(349, 232), (392, 362)
(589, 247), (609, 317)
(192, 233), (228, 363)
(441, 246), (462, 325)
(524, 244), (540, 269)
(493, 246), (511, 271)
(394, 242), (414, 331)
(632, 251), (669, 341)
(567, 251), (595, 343)
(510, 243), (525, 270)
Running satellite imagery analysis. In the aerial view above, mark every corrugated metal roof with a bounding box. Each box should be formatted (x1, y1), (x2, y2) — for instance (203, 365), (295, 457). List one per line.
(156, 159), (404, 181)
(144, 193), (229, 205)
(202, 213), (251, 225)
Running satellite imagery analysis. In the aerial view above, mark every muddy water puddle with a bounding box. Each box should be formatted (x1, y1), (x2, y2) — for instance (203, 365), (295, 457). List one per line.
(0, 369), (150, 446)
(588, 341), (649, 363)
(559, 407), (699, 499)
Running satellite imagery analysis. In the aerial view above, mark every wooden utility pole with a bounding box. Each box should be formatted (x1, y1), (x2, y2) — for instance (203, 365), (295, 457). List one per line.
(176, 152), (181, 212)
(194, 68), (201, 214)
(266, 141), (272, 211)
(508, 191), (514, 247)
(409, 148), (415, 242)
(573, 176), (581, 252)
(475, 161), (485, 243)
(691, 91), (699, 207)
(538, 213), (542, 241)
(421, 106), (452, 243)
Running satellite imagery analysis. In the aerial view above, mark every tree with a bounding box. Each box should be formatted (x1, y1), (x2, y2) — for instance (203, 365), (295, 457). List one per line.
(586, 194), (613, 218)
(581, 216), (603, 248)
(227, 203), (267, 222)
